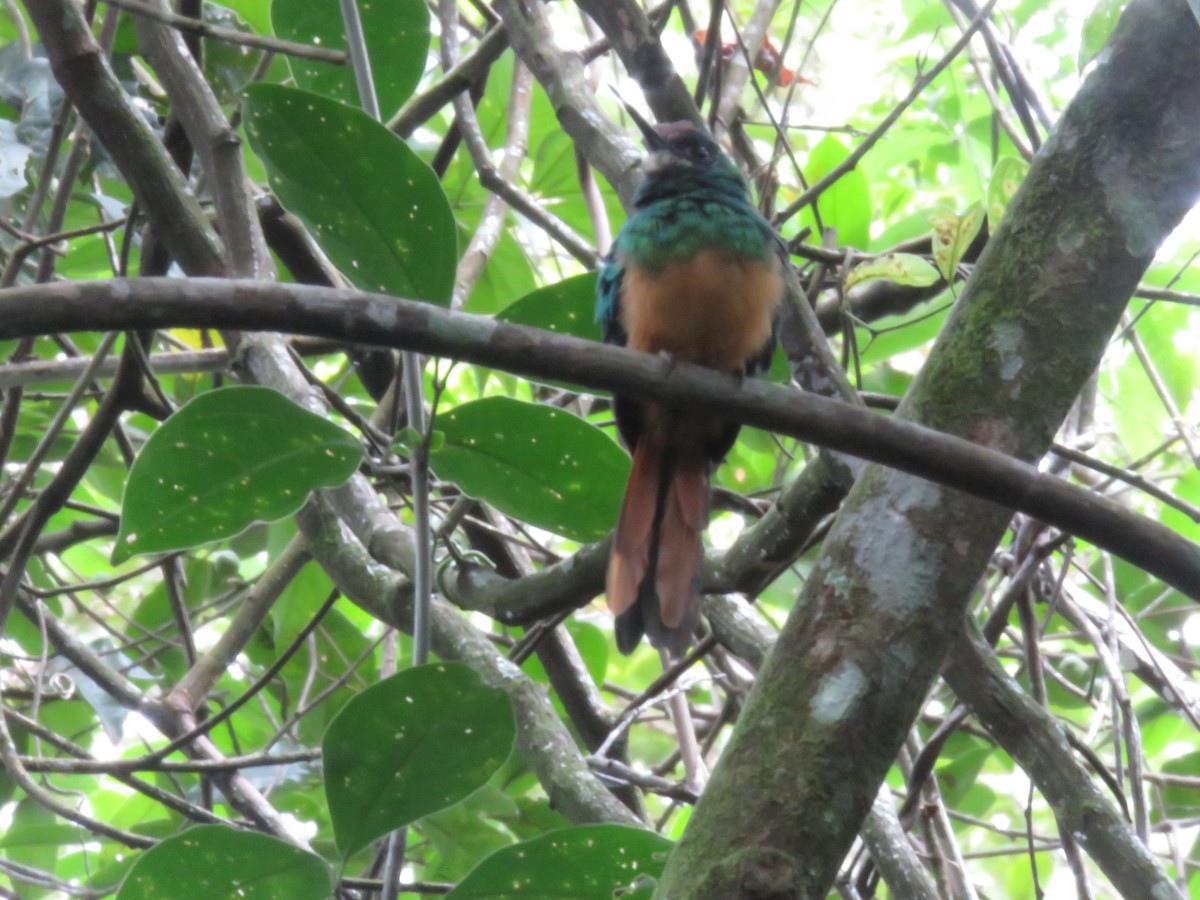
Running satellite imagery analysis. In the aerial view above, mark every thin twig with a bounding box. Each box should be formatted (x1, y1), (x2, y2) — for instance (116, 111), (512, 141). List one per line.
(773, 0), (1000, 227)
(101, 0), (347, 63)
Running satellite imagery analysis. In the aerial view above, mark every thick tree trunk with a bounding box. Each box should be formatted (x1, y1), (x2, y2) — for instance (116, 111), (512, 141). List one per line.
(655, 1), (1200, 896)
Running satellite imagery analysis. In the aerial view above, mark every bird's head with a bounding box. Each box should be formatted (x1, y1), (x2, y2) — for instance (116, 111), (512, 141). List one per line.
(622, 104), (747, 205)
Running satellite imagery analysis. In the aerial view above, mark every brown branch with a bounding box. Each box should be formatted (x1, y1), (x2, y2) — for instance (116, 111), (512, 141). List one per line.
(575, 0), (698, 124)
(0, 347), (231, 389)
(101, 0), (348, 63)
(493, 0), (643, 205)
(943, 622), (1179, 899)
(451, 61), (535, 307)
(0, 277), (1196, 606)
(135, 0), (272, 279)
(388, 24), (509, 138)
(713, 0), (782, 132)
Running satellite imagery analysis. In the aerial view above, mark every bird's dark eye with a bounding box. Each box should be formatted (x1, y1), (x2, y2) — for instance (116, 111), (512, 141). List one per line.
(690, 143), (712, 164)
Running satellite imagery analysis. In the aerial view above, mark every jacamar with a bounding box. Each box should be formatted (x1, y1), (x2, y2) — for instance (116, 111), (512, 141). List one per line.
(596, 111), (783, 655)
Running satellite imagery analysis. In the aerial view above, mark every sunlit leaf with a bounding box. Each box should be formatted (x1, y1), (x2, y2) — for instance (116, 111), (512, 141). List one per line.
(845, 253), (941, 291)
(428, 397), (628, 542)
(324, 663), (516, 858)
(1128, 302), (1197, 410)
(800, 135), (872, 250)
(114, 386), (362, 563)
(987, 157), (1029, 228)
(1079, 0), (1126, 69)
(216, 0), (272, 35)
(931, 202), (985, 282)
(115, 825), (333, 900)
(1106, 336), (1176, 459)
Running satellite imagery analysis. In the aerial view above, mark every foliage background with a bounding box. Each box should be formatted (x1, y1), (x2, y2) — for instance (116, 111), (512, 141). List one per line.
(0, 0), (1197, 897)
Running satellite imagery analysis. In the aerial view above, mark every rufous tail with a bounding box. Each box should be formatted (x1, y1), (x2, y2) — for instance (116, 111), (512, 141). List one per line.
(607, 439), (708, 655)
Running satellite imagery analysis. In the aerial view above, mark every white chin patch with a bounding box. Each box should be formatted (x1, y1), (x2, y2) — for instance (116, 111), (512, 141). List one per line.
(643, 151), (687, 174)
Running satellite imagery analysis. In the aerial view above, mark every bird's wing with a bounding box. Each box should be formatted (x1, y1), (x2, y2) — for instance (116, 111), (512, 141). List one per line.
(595, 250), (628, 348)
(744, 233), (786, 378)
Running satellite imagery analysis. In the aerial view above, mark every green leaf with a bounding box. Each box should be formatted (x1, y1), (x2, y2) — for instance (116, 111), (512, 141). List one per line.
(987, 157), (1028, 228)
(566, 620), (608, 687)
(935, 737), (993, 813)
(3, 801), (61, 896)
(857, 298), (951, 367)
(845, 253), (941, 291)
(899, 2), (954, 40)
(800, 135), (872, 250)
(445, 825), (673, 899)
(271, 0), (429, 113)
(323, 662), (516, 858)
(420, 791), (520, 882)
(463, 227), (538, 315)
(1162, 751), (1200, 816)
(495, 273), (601, 342)
(1160, 469), (1200, 544)
(243, 84), (456, 305)
(530, 130), (580, 197)
(218, 0), (272, 35)
(114, 386), (362, 563)
(931, 202), (985, 282)
(203, 3), (274, 103)
(428, 397), (628, 542)
(1079, 0), (1127, 70)
(115, 825), (333, 900)
(1106, 333), (1175, 459)
(1129, 302), (1198, 411)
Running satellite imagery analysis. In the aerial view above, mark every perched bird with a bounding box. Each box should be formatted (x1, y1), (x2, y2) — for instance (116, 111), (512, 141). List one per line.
(596, 110), (783, 655)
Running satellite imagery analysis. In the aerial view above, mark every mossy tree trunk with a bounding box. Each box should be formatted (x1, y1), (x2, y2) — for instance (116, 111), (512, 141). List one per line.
(655, 1), (1200, 896)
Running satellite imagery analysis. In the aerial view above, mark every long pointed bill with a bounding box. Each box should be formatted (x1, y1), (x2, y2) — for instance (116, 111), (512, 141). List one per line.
(620, 100), (670, 152)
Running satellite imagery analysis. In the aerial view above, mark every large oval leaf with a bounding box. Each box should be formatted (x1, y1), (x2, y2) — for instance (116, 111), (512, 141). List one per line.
(495, 274), (601, 389)
(801, 134), (872, 250)
(243, 84), (456, 305)
(116, 825), (333, 900)
(114, 386), (362, 563)
(495, 272), (601, 342)
(323, 662), (516, 859)
(446, 825), (673, 899)
(271, 0), (429, 114)
(428, 397), (628, 542)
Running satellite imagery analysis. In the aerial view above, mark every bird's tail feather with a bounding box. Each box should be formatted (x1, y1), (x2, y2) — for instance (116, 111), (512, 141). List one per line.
(608, 440), (708, 655)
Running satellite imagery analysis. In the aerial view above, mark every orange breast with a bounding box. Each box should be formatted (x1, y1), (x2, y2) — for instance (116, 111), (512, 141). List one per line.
(620, 247), (782, 373)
